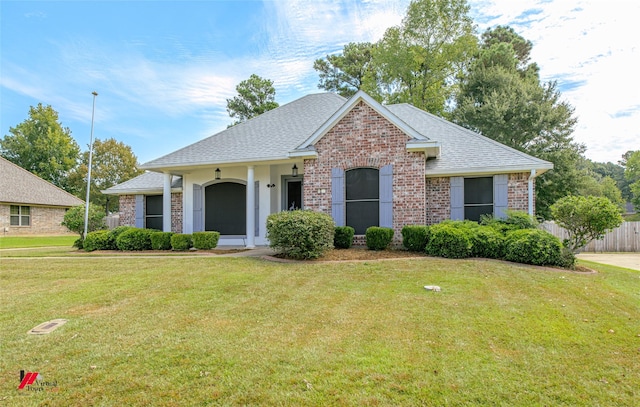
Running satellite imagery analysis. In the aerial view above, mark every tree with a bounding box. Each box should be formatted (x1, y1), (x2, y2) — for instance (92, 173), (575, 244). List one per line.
(453, 26), (584, 219)
(62, 203), (106, 240)
(623, 150), (640, 211)
(550, 195), (623, 253)
(314, 42), (374, 98)
(226, 74), (279, 126)
(369, 0), (477, 115)
(0, 103), (80, 189)
(66, 138), (144, 213)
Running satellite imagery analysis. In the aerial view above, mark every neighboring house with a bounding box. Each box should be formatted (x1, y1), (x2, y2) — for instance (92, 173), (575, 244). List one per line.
(104, 90), (552, 247)
(0, 156), (84, 235)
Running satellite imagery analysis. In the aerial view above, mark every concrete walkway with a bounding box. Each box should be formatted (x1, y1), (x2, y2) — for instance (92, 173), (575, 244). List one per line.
(577, 253), (640, 271)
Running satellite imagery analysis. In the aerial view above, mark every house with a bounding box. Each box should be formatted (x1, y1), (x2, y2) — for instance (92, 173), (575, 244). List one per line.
(0, 156), (84, 235)
(103, 90), (552, 247)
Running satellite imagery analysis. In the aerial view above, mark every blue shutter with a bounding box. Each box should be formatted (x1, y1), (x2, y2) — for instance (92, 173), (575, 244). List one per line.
(379, 164), (393, 228)
(135, 194), (144, 228)
(255, 181), (259, 236)
(450, 177), (464, 220)
(193, 184), (203, 232)
(494, 174), (508, 219)
(331, 168), (345, 226)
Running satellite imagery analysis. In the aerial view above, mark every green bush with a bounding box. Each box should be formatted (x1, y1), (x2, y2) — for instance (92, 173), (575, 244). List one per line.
(334, 226), (355, 249)
(470, 226), (505, 259)
(116, 228), (154, 251)
(504, 229), (563, 266)
(150, 232), (174, 250)
(83, 230), (114, 252)
(425, 223), (472, 259)
(193, 231), (220, 250)
(171, 234), (193, 251)
(73, 238), (84, 249)
(266, 210), (334, 260)
(61, 203), (106, 238)
(401, 225), (430, 252)
(109, 226), (135, 246)
(365, 227), (394, 250)
(481, 211), (538, 233)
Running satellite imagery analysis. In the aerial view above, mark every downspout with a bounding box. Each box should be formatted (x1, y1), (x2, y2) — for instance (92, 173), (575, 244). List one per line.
(528, 169), (536, 216)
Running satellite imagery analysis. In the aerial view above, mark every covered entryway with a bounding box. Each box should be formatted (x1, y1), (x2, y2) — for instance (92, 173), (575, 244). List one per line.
(205, 182), (246, 235)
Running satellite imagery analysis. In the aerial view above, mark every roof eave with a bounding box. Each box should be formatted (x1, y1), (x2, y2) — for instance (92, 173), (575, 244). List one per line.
(406, 141), (441, 158)
(102, 187), (183, 196)
(425, 164), (553, 178)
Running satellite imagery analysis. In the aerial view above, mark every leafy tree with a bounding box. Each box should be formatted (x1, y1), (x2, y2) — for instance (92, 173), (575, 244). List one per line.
(550, 195), (623, 253)
(369, 0), (477, 115)
(226, 74), (279, 126)
(588, 159), (630, 201)
(453, 27), (584, 219)
(314, 42), (374, 98)
(0, 103), (80, 189)
(623, 150), (640, 211)
(66, 138), (143, 213)
(62, 203), (106, 239)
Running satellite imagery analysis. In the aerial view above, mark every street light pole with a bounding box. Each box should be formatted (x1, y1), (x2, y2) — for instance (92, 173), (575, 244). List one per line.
(83, 91), (98, 239)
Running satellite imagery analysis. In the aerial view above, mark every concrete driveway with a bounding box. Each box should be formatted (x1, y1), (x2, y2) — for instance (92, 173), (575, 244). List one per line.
(577, 253), (640, 271)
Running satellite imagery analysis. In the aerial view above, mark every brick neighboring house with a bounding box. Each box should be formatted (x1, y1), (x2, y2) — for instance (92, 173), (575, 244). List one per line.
(0, 156), (84, 235)
(104, 91), (552, 247)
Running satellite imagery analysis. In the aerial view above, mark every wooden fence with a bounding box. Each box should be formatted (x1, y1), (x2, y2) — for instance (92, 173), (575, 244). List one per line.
(105, 214), (119, 230)
(540, 221), (640, 252)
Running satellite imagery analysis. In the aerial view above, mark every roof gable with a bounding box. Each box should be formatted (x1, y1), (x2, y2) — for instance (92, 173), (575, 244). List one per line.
(0, 157), (84, 207)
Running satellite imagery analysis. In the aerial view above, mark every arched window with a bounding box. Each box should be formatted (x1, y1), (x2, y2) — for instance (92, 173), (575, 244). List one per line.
(345, 168), (379, 234)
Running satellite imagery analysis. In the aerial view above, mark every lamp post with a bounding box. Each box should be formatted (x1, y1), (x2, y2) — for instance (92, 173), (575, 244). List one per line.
(83, 91), (98, 239)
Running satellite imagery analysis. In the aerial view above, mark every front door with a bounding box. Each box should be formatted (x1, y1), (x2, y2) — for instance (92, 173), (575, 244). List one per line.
(285, 179), (302, 210)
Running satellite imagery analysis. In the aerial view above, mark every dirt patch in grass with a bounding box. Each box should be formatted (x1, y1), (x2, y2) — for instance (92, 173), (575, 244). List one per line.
(316, 246), (428, 261)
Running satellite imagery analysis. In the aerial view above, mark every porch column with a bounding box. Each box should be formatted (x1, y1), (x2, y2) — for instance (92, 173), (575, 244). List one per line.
(163, 172), (172, 232)
(246, 165), (256, 248)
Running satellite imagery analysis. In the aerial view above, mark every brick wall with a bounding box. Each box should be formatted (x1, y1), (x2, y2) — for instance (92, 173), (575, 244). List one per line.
(303, 101), (426, 242)
(425, 177), (451, 225)
(508, 172), (531, 212)
(118, 193), (183, 232)
(0, 204), (75, 235)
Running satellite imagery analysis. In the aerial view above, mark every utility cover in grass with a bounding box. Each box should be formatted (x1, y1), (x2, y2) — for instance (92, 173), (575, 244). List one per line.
(28, 319), (67, 335)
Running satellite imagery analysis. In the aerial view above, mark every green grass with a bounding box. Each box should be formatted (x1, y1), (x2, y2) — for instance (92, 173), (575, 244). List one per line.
(1, 256), (639, 406)
(0, 235), (77, 249)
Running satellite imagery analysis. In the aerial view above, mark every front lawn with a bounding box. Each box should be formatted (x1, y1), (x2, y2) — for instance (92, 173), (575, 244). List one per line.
(1, 256), (638, 405)
(0, 235), (76, 249)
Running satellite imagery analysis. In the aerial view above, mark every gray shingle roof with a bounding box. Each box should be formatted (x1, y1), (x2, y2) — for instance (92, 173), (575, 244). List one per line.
(386, 104), (552, 175)
(141, 93), (347, 171)
(0, 157), (84, 207)
(102, 171), (182, 195)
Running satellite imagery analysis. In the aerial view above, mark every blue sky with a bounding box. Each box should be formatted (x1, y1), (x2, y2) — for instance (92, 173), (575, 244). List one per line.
(1, 0), (638, 165)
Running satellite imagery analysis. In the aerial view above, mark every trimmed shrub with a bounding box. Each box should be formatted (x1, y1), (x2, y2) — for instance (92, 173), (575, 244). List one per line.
(401, 225), (430, 252)
(481, 211), (538, 233)
(426, 223), (472, 259)
(73, 238), (84, 250)
(470, 226), (505, 259)
(116, 228), (154, 251)
(83, 230), (114, 252)
(171, 234), (193, 251)
(266, 210), (334, 260)
(365, 227), (394, 251)
(150, 232), (174, 250)
(193, 231), (220, 250)
(334, 226), (355, 249)
(504, 229), (563, 266)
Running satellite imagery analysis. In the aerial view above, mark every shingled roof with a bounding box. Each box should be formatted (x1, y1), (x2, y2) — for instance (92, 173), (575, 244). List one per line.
(0, 157), (84, 207)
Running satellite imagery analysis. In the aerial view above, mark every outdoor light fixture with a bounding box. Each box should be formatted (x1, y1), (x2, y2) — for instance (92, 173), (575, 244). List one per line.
(292, 164), (298, 177)
(215, 168), (221, 180)
(267, 183), (276, 188)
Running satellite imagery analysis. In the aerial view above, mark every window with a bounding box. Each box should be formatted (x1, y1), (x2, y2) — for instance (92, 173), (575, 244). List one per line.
(10, 205), (30, 226)
(145, 195), (163, 230)
(346, 168), (379, 234)
(464, 177), (493, 222)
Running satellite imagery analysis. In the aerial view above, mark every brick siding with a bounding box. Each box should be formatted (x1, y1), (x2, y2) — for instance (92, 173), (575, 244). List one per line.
(303, 101), (426, 243)
(425, 177), (451, 225)
(118, 193), (182, 232)
(508, 172), (531, 212)
(0, 204), (75, 235)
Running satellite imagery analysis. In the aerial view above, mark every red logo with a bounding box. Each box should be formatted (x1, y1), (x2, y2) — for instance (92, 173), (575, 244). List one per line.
(18, 370), (39, 390)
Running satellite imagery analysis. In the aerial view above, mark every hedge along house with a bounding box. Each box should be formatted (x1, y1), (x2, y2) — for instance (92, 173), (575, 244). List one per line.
(0, 156), (84, 235)
(104, 90), (552, 247)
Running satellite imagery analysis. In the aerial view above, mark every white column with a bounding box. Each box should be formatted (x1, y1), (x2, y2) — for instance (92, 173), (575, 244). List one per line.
(246, 165), (256, 248)
(163, 172), (172, 232)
